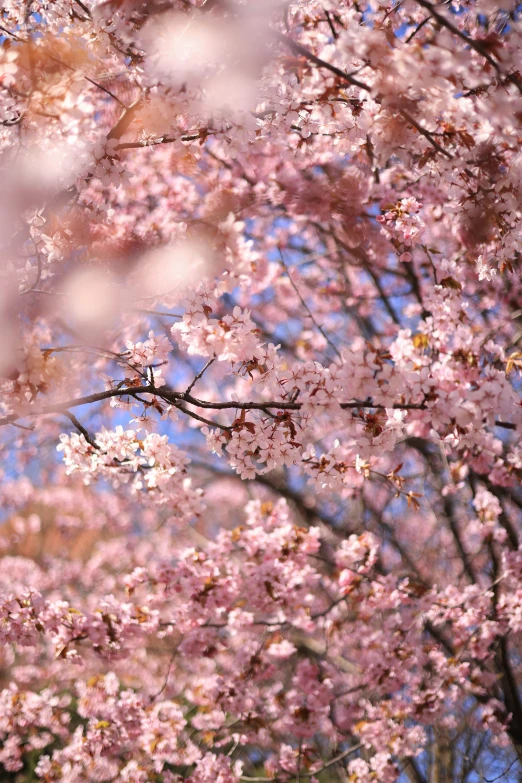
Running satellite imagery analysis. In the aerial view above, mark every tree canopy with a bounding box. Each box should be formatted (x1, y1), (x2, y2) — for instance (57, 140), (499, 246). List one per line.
(1, 0), (522, 781)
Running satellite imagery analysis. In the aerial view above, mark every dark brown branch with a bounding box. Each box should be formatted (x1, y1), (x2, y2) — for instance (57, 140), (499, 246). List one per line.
(275, 27), (463, 164)
(175, 390), (429, 412)
(185, 358), (216, 396)
(414, 0), (522, 94)
(399, 109), (453, 159)
(85, 76), (127, 107)
(1, 383), (517, 436)
(63, 411), (100, 449)
(495, 420), (516, 430)
(115, 131), (208, 151)
(274, 31), (371, 92)
(0, 23), (24, 41)
(0, 385), (155, 428)
(72, 0), (92, 17)
(364, 264), (401, 324)
(324, 9), (338, 40)
(172, 401), (231, 431)
(404, 15), (431, 43)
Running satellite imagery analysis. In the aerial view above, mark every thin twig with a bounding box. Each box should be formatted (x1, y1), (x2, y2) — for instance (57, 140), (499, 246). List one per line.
(404, 15), (431, 43)
(173, 401), (231, 432)
(278, 248), (342, 360)
(240, 743), (364, 781)
(11, 421), (35, 431)
(324, 9), (338, 39)
(84, 76), (127, 107)
(185, 357), (216, 396)
(302, 743), (364, 777)
(0, 24), (25, 41)
(149, 649), (177, 702)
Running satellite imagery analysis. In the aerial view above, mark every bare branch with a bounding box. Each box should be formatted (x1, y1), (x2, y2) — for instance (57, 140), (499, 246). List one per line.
(185, 357), (216, 396)
(63, 411), (100, 450)
(278, 248), (342, 360)
(72, 0), (92, 18)
(84, 76), (127, 107)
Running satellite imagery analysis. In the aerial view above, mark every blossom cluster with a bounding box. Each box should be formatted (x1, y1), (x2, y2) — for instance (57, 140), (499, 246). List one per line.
(0, 0), (522, 779)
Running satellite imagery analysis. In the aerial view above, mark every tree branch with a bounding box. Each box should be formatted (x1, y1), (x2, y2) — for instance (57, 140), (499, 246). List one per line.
(274, 31), (371, 92)
(414, 0), (522, 94)
(63, 411), (100, 449)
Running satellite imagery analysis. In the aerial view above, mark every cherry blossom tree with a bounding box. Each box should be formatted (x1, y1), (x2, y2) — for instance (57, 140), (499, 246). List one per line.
(1, 0), (522, 780)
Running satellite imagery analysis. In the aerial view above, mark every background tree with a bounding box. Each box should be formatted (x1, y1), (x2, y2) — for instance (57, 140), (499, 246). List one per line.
(0, 0), (522, 781)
